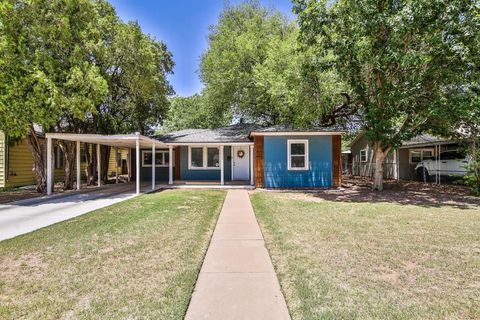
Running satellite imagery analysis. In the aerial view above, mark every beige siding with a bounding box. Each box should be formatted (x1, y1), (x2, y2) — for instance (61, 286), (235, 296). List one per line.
(107, 148), (128, 176)
(0, 132), (5, 188)
(6, 138), (89, 188)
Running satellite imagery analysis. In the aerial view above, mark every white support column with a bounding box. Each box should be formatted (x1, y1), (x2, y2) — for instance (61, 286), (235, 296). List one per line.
(127, 148), (131, 182)
(220, 146), (224, 186)
(115, 147), (119, 184)
(168, 145), (173, 185)
(76, 141), (81, 190)
(136, 137), (140, 195)
(250, 145), (254, 186)
(97, 144), (101, 187)
(47, 137), (53, 195)
(152, 143), (156, 190)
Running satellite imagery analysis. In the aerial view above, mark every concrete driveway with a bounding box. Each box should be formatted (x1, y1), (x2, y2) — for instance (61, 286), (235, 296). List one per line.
(0, 183), (153, 241)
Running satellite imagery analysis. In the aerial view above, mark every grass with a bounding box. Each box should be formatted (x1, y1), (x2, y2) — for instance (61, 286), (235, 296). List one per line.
(0, 189), (226, 319)
(251, 191), (480, 320)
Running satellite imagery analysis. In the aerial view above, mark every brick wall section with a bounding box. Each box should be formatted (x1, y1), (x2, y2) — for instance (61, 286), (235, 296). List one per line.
(332, 135), (342, 187)
(254, 136), (264, 188)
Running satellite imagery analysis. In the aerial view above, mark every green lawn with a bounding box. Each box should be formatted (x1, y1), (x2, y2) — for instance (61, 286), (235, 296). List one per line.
(0, 189), (226, 319)
(251, 192), (480, 320)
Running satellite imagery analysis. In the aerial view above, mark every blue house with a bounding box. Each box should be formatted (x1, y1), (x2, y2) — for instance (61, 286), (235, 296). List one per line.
(141, 124), (343, 189)
(44, 124), (343, 195)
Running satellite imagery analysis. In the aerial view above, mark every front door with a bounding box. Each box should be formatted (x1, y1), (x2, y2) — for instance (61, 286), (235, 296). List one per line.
(232, 146), (249, 180)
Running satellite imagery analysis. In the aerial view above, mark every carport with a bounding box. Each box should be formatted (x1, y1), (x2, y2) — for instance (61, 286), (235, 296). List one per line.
(44, 133), (171, 195)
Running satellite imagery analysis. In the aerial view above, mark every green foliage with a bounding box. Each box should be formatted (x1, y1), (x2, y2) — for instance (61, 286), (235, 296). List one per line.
(0, 0), (174, 138)
(294, 0), (478, 148)
(162, 94), (228, 132)
(0, 0), (108, 138)
(199, 0), (346, 127)
(464, 142), (480, 196)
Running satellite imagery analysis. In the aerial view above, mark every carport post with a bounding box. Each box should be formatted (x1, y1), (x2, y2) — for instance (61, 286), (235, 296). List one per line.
(152, 143), (156, 190)
(250, 145), (254, 186)
(168, 146), (173, 185)
(97, 144), (101, 187)
(47, 137), (53, 195)
(76, 141), (81, 190)
(127, 148), (131, 182)
(115, 147), (119, 184)
(220, 145), (224, 185)
(136, 135), (140, 195)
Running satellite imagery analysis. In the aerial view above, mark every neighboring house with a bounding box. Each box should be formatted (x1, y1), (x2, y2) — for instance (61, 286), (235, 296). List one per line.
(0, 131), (128, 188)
(349, 133), (466, 181)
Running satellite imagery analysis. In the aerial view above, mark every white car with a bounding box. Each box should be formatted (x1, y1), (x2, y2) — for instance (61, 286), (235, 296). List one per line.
(415, 150), (470, 180)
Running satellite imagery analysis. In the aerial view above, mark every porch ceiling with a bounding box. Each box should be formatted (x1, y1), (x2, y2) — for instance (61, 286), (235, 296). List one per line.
(44, 133), (166, 149)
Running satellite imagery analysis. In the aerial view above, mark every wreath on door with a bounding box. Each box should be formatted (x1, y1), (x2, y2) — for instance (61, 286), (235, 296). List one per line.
(237, 150), (245, 158)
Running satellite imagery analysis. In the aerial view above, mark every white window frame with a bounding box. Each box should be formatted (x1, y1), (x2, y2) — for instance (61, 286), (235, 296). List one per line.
(141, 150), (174, 167)
(188, 146), (221, 170)
(360, 149), (367, 162)
(409, 148), (434, 164)
(287, 139), (309, 171)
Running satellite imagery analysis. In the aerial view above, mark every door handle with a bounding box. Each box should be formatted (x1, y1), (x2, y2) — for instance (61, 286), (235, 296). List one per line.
(441, 161), (447, 163)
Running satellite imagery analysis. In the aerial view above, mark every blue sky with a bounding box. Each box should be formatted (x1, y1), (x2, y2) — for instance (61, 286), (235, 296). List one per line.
(108, 0), (295, 97)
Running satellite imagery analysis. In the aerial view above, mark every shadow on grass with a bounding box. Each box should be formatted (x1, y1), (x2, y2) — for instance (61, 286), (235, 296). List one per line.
(310, 178), (480, 209)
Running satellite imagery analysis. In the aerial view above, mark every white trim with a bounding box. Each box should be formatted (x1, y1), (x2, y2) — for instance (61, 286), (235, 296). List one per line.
(187, 146), (221, 170)
(287, 139), (309, 171)
(168, 142), (253, 146)
(360, 149), (368, 162)
(409, 148), (435, 164)
(230, 146), (234, 181)
(141, 150), (175, 167)
(97, 144), (101, 187)
(249, 145), (254, 186)
(220, 146), (224, 185)
(251, 132), (343, 137)
(47, 137), (52, 195)
(76, 141), (81, 190)
(135, 137), (140, 195)
(168, 146), (173, 185)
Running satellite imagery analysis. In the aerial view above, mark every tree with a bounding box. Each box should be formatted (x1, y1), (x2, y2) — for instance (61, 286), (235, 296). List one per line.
(81, 16), (174, 185)
(0, 0), (108, 192)
(162, 94), (228, 131)
(294, 0), (478, 190)
(0, 0), (174, 191)
(199, 0), (351, 128)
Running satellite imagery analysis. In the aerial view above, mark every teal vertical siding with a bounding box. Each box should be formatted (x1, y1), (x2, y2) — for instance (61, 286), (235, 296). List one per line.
(264, 136), (332, 188)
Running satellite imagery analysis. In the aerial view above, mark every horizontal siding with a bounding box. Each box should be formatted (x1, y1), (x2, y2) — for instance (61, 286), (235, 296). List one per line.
(6, 138), (89, 187)
(0, 132), (5, 188)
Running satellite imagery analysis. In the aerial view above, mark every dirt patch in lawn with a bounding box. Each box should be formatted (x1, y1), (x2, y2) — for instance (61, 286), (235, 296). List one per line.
(310, 177), (479, 208)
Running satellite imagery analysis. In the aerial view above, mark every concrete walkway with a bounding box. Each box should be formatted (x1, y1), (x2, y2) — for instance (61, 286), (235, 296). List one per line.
(0, 183), (152, 241)
(185, 190), (290, 320)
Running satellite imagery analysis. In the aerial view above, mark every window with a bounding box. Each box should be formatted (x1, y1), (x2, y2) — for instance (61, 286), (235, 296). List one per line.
(207, 148), (220, 168)
(409, 149), (434, 163)
(288, 140), (309, 170)
(142, 150), (174, 167)
(190, 147), (204, 168)
(188, 146), (221, 169)
(360, 149), (367, 162)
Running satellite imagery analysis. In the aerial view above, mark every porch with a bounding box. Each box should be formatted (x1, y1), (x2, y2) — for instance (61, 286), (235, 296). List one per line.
(44, 133), (255, 196)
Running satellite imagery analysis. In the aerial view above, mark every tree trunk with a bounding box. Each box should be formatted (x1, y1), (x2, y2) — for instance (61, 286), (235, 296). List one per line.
(100, 145), (111, 184)
(85, 143), (97, 186)
(59, 141), (75, 190)
(372, 142), (391, 191)
(25, 126), (47, 193)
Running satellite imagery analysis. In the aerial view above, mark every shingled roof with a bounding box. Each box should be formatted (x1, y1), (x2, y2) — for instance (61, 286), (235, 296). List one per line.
(157, 123), (342, 143)
(157, 124), (260, 143)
